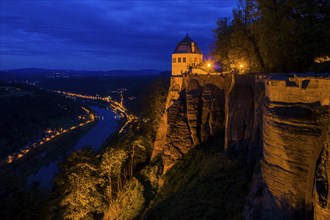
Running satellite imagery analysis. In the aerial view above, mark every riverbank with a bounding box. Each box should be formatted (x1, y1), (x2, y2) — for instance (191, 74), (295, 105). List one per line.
(28, 106), (118, 189)
(0, 116), (98, 188)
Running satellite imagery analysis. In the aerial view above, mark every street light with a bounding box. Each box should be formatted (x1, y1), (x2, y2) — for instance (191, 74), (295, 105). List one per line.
(207, 63), (211, 73)
(239, 64), (244, 74)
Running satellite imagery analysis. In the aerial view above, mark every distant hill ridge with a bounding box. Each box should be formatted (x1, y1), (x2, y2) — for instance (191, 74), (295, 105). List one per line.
(0, 68), (168, 77)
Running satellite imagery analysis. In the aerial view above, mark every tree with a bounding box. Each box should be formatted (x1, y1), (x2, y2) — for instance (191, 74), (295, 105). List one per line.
(99, 148), (128, 204)
(213, 0), (330, 73)
(56, 148), (104, 220)
(213, 17), (234, 72)
(213, 0), (264, 72)
(103, 178), (145, 220)
(130, 139), (146, 176)
(112, 149), (128, 194)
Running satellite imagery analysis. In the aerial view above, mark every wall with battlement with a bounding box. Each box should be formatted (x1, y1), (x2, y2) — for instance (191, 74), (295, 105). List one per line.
(266, 75), (330, 105)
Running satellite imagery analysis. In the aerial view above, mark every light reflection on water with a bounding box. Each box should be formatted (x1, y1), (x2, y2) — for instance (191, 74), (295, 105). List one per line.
(29, 106), (118, 189)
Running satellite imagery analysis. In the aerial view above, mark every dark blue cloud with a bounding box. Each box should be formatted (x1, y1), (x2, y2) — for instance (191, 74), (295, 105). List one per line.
(0, 0), (236, 71)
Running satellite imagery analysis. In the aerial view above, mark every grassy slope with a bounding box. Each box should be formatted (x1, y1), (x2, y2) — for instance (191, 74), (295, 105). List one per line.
(145, 136), (251, 220)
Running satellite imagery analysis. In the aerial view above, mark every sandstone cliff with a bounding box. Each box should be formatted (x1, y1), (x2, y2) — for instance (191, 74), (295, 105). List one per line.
(261, 101), (329, 219)
(151, 72), (330, 219)
(246, 74), (330, 219)
(225, 75), (264, 164)
(152, 75), (232, 172)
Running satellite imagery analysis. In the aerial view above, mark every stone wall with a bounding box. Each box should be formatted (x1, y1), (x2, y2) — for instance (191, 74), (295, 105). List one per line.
(266, 74), (330, 105)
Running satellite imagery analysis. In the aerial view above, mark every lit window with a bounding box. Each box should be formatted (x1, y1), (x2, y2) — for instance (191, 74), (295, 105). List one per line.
(173, 58), (176, 63)
(189, 58), (192, 63)
(178, 58), (181, 62)
(183, 57), (186, 62)
(194, 57), (197, 63)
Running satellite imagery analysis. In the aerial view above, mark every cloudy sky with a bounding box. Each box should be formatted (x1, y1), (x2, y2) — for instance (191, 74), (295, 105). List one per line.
(0, 0), (236, 71)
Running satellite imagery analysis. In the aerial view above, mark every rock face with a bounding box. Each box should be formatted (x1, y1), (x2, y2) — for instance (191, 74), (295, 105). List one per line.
(152, 72), (330, 218)
(313, 125), (330, 220)
(152, 75), (232, 172)
(261, 101), (330, 219)
(225, 75), (264, 163)
(152, 74), (263, 171)
(260, 74), (330, 219)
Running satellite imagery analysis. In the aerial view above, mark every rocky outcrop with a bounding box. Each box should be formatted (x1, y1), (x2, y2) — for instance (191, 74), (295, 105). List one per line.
(152, 74), (264, 171)
(244, 174), (281, 220)
(225, 75), (264, 163)
(152, 75), (232, 172)
(245, 74), (330, 219)
(152, 72), (330, 218)
(313, 125), (330, 220)
(261, 101), (329, 219)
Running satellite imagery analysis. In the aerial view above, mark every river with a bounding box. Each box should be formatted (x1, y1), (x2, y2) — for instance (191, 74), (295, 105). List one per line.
(29, 106), (118, 189)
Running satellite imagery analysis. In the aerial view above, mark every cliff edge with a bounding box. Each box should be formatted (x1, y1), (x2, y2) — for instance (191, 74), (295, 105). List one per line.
(151, 72), (330, 219)
(151, 75), (232, 172)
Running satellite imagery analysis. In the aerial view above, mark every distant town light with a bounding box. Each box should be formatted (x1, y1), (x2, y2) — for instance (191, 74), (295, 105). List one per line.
(240, 64), (244, 68)
(207, 63), (211, 67)
(314, 56), (330, 63)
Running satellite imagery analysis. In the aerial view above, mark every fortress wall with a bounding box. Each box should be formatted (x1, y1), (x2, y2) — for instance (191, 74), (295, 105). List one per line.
(190, 68), (208, 75)
(266, 77), (330, 105)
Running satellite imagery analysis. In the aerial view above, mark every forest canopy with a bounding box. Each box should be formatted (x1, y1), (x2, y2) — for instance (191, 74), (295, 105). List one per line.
(213, 0), (330, 73)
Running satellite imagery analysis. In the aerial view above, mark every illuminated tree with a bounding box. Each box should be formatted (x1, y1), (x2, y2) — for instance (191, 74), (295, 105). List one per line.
(213, 0), (263, 72)
(213, 0), (330, 73)
(112, 149), (128, 193)
(56, 149), (104, 220)
(103, 178), (145, 220)
(130, 140), (146, 176)
(99, 148), (128, 203)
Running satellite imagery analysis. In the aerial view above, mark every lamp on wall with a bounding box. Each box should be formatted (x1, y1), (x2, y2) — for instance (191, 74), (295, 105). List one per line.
(239, 64), (244, 74)
(207, 63), (211, 73)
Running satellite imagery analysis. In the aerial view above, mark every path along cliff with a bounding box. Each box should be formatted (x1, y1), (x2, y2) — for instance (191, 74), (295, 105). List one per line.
(150, 73), (330, 219)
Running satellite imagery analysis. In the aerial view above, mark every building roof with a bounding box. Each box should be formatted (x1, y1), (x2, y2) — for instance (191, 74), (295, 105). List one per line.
(173, 34), (202, 54)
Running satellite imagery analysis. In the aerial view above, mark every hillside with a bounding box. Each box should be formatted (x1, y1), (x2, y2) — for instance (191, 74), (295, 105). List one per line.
(1, 72), (328, 219)
(0, 82), (85, 159)
(146, 136), (250, 220)
(46, 72), (329, 219)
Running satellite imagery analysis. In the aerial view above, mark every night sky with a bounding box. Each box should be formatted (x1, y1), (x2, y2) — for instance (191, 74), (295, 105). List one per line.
(0, 0), (236, 71)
